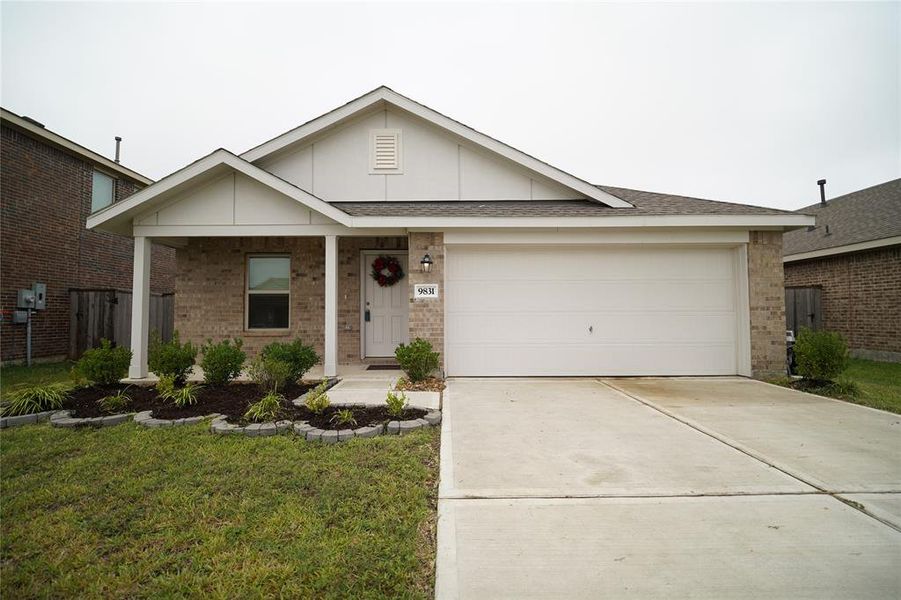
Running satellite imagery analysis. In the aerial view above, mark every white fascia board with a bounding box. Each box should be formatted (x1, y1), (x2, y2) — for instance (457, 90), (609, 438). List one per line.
(349, 213), (816, 229)
(87, 149), (353, 231)
(2, 108), (153, 185)
(783, 235), (901, 263)
(132, 225), (406, 238)
(239, 87), (632, 208)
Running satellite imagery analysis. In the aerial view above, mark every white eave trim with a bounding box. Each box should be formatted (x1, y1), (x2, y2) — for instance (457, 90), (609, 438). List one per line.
(86, 149), (353, 230)
(239, 87), (632, 209)
(1, 108), (153, 185)
(783, 235), (901, 263)
(348, 213), (816, 229)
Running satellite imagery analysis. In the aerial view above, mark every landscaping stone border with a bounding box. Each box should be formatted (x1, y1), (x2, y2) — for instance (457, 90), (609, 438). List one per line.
(49, 410), (134, 429)
(134, 411), (221, 428)
(1, 410), (60, 429)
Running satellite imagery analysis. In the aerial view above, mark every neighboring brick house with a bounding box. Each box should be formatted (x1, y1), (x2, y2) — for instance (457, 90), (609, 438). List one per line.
(87, 86), (813, 380)
(784, 179), (901, 362)
(1, 108), (175, 362)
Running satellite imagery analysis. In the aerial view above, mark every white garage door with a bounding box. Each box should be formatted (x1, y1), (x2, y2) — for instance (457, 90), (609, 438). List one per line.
(445, 245), (741, 376)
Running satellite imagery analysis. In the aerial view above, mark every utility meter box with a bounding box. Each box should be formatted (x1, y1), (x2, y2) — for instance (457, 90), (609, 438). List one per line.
(33, 283), (47, 310)
(16, 289), (36, 309)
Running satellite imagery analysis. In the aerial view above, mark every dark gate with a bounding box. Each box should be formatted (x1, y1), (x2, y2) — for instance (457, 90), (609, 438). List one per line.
(785, 287), (822, 334)
(69, 289), (174, 358)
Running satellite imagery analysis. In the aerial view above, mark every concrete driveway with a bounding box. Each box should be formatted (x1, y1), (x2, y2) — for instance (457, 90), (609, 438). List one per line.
(436, 378), (901, 599)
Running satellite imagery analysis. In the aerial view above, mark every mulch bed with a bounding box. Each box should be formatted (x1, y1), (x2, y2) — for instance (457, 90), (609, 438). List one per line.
(396, 377), (446, 393)
(788, 379), (834, 393)
(63, 381), (426, 429)
(64, 382), (314, 420)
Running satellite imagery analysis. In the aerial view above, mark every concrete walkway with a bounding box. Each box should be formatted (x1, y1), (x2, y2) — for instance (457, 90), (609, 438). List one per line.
(436, 378), (901, 599)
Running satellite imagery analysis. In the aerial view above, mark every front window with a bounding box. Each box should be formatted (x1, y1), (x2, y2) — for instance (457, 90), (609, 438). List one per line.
(246, 256), (290, 329)
(91, 170), (115, 212)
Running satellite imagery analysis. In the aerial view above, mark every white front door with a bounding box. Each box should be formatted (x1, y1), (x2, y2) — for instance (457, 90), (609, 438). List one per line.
(363, 253), (410, 357)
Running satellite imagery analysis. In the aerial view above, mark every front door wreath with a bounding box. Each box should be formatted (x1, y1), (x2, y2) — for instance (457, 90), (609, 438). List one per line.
(371, 255), (405, 287)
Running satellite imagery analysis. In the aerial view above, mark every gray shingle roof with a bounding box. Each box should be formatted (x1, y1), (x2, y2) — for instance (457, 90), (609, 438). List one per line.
(333, 186), (798, 218)
(783, 179), (901, 256)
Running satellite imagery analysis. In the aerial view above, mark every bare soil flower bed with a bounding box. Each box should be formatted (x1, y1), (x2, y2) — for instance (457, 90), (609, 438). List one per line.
(63, 382), (314, 419)
(296, 405), (427, 429)
(395, 377), (446, 393)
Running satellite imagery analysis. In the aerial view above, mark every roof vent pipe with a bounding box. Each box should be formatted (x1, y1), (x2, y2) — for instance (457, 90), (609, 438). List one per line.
(114, 136), (122, 163)
(817, 178), (827, 206)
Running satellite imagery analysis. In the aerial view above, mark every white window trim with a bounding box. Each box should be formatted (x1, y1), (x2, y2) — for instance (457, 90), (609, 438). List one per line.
(369, 128), (403, 174)
(245, 254), (291, 331)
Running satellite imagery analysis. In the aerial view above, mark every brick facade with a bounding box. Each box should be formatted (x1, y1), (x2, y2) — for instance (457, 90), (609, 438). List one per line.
(784, 246), (901, 361)
(0, 124), (175, 362)
(407, 232), (445, 369)
(747, 230), (786, 378)
(174, 236), (407, 363)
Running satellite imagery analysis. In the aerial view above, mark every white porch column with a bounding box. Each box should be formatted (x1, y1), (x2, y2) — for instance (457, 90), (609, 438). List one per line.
(129, 236), (152, 379)
(324, 235), (338, 377)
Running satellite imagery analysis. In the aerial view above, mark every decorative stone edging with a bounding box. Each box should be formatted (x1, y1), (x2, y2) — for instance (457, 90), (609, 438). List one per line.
(134, 410), (221, 428)
(209, 416), (295, 437)
(0, 410), (60, 429)
(49, 410), (134, 428)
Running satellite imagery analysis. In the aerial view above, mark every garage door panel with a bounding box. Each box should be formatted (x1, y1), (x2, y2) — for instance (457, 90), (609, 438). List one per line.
(446, 279), (735, 312)
(446, 245), (740, 376)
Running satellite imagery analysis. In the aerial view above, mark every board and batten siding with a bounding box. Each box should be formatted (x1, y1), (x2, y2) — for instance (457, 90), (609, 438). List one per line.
(257, 108), (581, 202)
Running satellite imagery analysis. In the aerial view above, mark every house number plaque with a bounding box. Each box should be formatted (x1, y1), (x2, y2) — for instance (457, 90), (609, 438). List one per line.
(414, 284), (439, 299)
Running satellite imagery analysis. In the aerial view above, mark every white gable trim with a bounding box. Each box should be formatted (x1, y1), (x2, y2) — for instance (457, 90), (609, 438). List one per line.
(86, 149), (353, 231)
(240, 87), (632, 209)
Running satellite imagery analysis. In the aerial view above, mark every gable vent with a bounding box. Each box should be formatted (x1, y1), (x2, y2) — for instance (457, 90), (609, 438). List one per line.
(370, 129), (402, 173)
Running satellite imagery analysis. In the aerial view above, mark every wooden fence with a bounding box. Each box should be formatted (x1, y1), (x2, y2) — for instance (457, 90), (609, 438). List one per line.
(69, 289), (174, 358)
(785, 287), (822, 334)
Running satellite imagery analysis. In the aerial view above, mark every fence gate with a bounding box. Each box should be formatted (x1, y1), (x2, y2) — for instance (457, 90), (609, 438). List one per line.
(785, 287), (822, 334)
(69, 289), (174, 358)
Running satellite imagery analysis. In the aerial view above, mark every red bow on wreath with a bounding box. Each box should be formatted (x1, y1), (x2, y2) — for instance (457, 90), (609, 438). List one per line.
(371, 255), (405, 287)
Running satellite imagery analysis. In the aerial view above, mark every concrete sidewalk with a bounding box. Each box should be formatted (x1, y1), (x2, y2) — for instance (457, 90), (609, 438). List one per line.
(435, 378), (901, 599)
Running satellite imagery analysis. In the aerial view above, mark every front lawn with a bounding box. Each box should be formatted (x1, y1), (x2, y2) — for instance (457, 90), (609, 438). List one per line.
(1, 361), (73, 399)
(771, 358), (901, 414)
(1, 423), (439, 598)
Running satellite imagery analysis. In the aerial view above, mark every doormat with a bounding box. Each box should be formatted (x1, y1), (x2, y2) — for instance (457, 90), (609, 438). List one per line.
(367, 364), (401, 371)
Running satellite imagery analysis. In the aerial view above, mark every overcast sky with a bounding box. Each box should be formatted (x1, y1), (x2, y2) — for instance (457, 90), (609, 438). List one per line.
(2, 1), (898, 209)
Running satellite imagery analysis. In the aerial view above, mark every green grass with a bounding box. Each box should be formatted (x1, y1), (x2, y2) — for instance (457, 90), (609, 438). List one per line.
(1, 361), (73, 399)
(1, 423), (439, 599)
(771, 358), (901, 414)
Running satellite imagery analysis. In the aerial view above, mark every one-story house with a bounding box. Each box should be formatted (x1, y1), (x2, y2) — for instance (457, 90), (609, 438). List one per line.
(87, 87), (813, 379)
(784, 179), (900, 362)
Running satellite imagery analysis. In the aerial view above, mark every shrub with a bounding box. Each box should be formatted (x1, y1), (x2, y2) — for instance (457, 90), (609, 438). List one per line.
(156, 373), (177, 401)
(395, 338), (439, 382)
(75, 339), (131, 386)
(386, 390), (408, 418)
(794, 328), (849, 382)
(330, 408), (357, 428)
(200, 338), (246, 385)
(304, 379), (331, 414)
(260, 340), (319, 383)
(827, 377), (859, 398)
(244, 391), (282, 422)
(247, 356), (292, 393)
(97, 389), (131, 413)
(1, 384), (68, 416)
(170, 383), (201, 408)
(149, 331), (197, 384)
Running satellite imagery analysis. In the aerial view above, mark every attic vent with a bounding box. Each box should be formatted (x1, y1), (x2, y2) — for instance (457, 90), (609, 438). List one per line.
(370, 129), (402, 173)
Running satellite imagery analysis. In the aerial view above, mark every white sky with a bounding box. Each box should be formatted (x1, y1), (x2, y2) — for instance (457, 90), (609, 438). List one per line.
(2, 1), (899, 210)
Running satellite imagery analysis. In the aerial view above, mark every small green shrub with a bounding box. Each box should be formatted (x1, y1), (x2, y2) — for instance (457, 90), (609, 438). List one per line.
(794, 328), (849, 382)
(156, 373), (177, 401)
(304, 379), (331, 414)
(260, 340), (319, 383)
(386, 390), (408, 418)
(827, 376), (859, 398)
(148, 331), (197, 384)
(97, 389), (131, 413)
(330, 408), (357, 428)
(247, 356), (292, 393)
(200, 338), (246, 385)
(1, 384), (69, 416)
(75, 339), (131, 386)
(169, 383), (201, 408)
(395, 338), (439, 382)
(244, 391), (282, 422)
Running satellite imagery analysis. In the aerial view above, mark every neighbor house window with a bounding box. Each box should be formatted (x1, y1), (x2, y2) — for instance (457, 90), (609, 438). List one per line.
(91, 170), (115, 212)
(246, 256), (290, 329)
